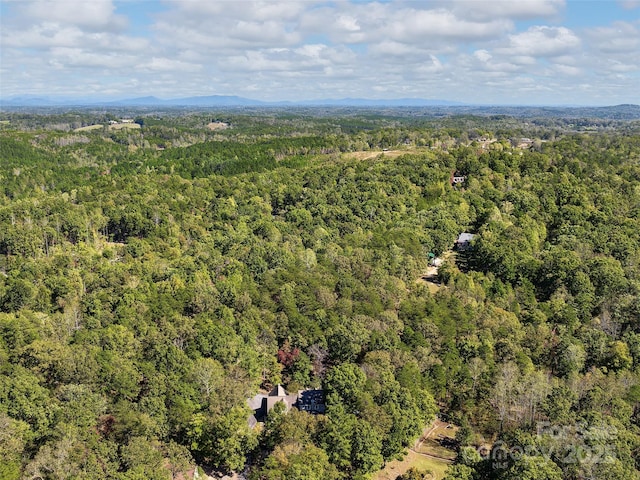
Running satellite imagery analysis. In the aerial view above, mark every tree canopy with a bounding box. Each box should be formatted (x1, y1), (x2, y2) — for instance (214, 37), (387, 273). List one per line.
(1, 108), (640, 479)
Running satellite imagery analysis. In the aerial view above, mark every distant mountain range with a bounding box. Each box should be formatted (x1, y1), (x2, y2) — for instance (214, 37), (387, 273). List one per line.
(0, 94), (462, 107)
(2, 95), (639, 120)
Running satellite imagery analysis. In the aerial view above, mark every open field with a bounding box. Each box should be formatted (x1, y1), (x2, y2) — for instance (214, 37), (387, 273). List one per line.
(109, 123), (141, 130)
(414, 420), (458, 460)
(342, 148), (414, 161)
(373, 450), (451, 480)
(74, 124), (104, 132)
(416, 265), (441, 294)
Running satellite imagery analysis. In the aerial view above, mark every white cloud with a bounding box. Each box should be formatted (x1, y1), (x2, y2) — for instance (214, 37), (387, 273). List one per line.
(47, 47), (140, 69)
(552, 63), (582, 76)
(474, 49), (492, 63)
(20, 0), (127, 31)
(167, 0), (311, 22)
(0, 0), (638, 104)
(415, 55), (445, 74)
(233, 20), (301, 45)
(2, 23), (85, 49)
(449, 0), (565, 21)
(461, 50), (523, 76)
(152, 13), (302, 52)
(618, 0), (640, 9)
(386, 8), (512, 42)
(2, 22), (150, 53)
(369, 40), (423, 58)
(220, 44), (355, 76)
(300, 3), (514, 45)
(498, 26), (581, 57)
(139, 57), (202, 73)
(586, 21), (640, 53)
(336, 15), (361, 33)
(153, 0), (309, 49)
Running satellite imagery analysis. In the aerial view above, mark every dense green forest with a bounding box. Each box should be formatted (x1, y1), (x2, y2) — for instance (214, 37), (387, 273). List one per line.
(1, 109), (640, 480)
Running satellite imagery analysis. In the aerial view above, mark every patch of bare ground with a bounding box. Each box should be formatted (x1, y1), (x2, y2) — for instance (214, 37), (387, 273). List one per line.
(207, 121), (229, 131)
(194, 465), (242, 480)
(415, 251), (453, 293)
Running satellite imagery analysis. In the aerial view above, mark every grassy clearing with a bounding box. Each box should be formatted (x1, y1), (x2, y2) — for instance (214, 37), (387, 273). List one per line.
(74, 124), (104, 132)
(414, 279), (441, 295)
(109, 123), (141, 130)
(415, 421), (458, 460)
(415, 251), (454, 294)
(374, 420), (457, 480)
(373, 451), (451, 480)
(342, 149), (413, 161)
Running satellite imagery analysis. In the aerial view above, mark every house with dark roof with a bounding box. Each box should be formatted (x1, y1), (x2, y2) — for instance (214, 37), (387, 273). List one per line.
(297, 389), (326, 414)
(247, 385), (326, 426)
(451, 171), (466, 185)
(455, 232), (475, 250)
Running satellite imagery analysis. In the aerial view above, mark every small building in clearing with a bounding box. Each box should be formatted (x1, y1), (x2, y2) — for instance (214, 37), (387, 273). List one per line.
(451, 171), (466, 185)
(455, 233), (475, 250)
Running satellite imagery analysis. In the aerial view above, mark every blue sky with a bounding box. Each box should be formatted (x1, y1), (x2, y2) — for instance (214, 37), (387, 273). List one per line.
(1, 0), (638, 105)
